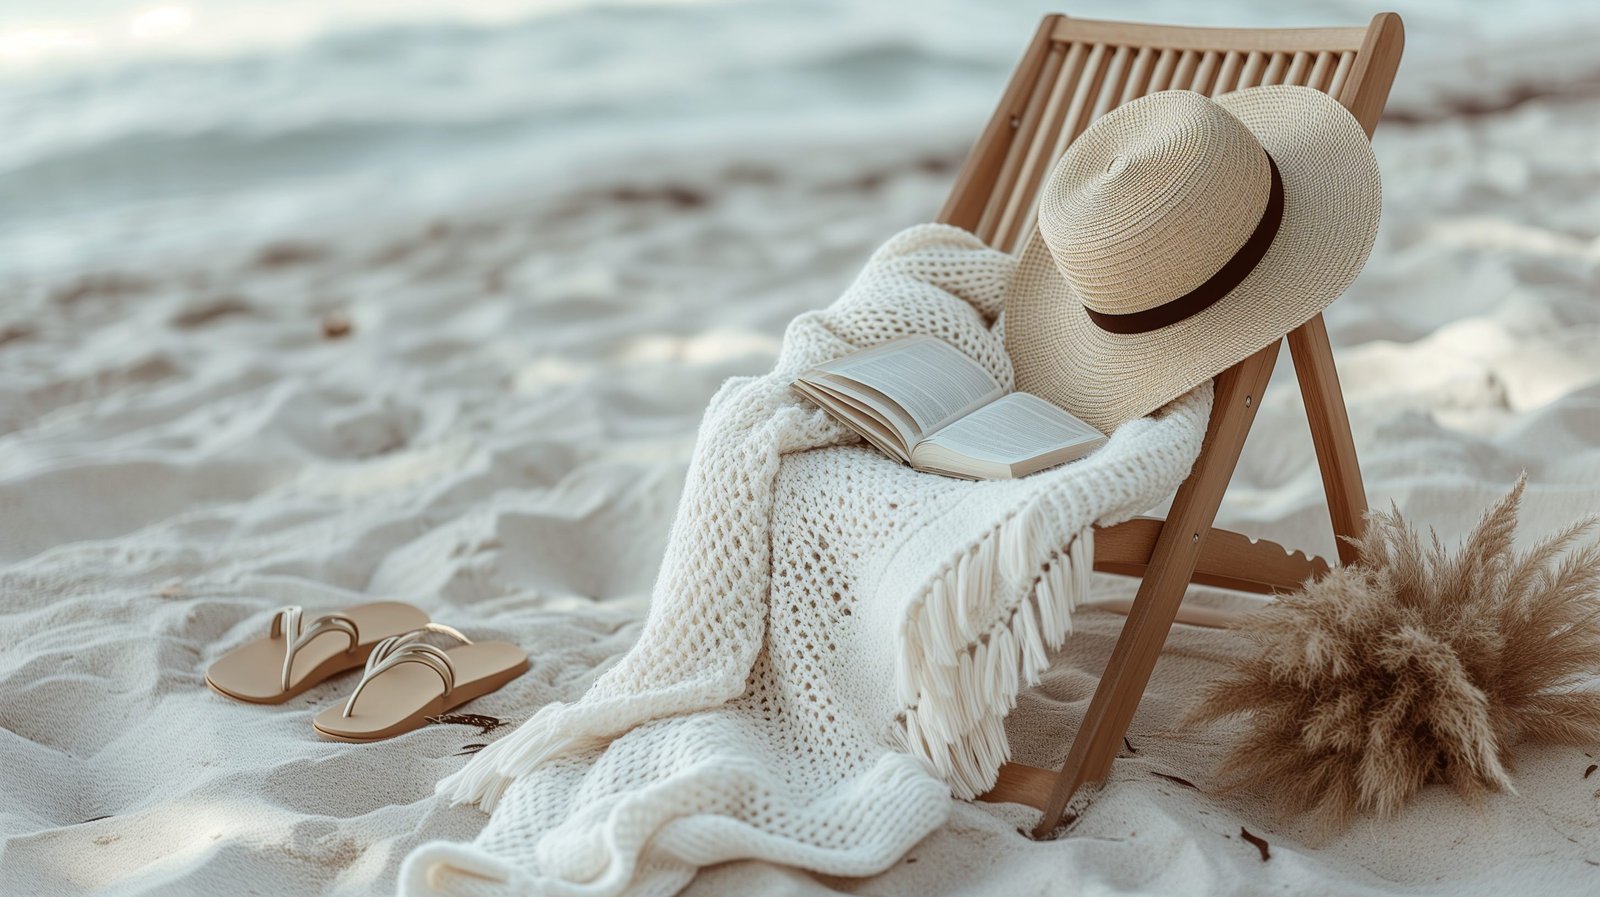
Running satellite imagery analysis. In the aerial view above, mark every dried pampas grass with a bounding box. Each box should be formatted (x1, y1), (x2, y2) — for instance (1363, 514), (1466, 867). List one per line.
(1190, 477), (1600, 829)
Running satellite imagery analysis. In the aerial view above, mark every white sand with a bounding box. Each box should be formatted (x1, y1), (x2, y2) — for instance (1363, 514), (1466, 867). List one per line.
(4, 48), (1600, 897)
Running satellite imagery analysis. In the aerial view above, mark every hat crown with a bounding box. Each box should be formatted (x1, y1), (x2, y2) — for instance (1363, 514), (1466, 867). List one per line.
(1038, 91), (1272, 316)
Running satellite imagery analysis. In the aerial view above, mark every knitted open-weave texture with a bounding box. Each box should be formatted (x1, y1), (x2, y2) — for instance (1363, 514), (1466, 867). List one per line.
(400, 224), (1211, 897)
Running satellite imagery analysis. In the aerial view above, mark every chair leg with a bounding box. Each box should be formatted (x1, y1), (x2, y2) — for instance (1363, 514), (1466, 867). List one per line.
(1287, 314), (1368, 563)
(1029, 341), (1280, 837)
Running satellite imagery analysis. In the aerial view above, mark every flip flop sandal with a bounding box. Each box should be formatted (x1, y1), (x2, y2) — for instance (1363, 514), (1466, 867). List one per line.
(206, 601), (430, 704)
(312, 624), (529, 742)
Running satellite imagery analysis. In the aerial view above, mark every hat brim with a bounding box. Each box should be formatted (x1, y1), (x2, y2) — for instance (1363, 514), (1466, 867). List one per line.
(1003, 86), (1381, 434)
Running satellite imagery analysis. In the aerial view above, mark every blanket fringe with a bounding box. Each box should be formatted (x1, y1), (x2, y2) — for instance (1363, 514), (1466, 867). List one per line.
(899, 494), (1095, 799)
(435, 704), (598, 810)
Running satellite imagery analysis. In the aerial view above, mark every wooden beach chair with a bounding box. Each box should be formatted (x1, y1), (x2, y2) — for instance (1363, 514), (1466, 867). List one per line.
(936, 12), (1405, 835)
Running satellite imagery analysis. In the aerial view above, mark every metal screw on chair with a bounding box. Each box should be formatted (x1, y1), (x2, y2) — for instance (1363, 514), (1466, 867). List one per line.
(1244, 395), (1253, 408)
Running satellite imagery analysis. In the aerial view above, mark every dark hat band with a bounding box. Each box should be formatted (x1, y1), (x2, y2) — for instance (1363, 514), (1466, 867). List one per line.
(1084, 154), (1284, 336)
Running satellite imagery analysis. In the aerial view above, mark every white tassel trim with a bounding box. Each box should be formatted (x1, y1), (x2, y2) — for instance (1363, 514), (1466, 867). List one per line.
(435, 702), (606, 811)
(898, 492), (1095, 799)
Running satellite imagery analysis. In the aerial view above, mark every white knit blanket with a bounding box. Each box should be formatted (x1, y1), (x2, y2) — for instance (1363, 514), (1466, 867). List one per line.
(400, 224), (1212, 896)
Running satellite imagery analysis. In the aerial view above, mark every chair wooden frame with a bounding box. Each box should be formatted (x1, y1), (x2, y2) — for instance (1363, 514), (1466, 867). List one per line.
(935, 12), (1405, 835)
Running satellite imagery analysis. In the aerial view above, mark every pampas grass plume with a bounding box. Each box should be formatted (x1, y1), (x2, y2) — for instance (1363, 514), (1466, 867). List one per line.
(1190, 476), (1600, 829)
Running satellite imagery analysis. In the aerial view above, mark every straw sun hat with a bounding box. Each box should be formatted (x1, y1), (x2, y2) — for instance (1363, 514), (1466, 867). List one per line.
(1003, 86), (1381, 433)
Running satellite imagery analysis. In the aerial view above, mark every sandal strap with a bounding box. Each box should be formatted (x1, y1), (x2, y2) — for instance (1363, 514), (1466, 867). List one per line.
(270, 605), (361, 692)
(341, 623), (472, 719)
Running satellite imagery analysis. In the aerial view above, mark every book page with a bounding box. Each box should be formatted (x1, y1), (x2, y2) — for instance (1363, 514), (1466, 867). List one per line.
(812, 336), (1003, 437)
(916, 392), (1105, 470)
(791, 379), (911, 462)
(808, 374), (920, 451)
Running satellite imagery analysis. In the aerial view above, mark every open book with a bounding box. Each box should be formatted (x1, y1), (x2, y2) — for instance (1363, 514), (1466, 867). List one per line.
(791, 335), (1107, 480)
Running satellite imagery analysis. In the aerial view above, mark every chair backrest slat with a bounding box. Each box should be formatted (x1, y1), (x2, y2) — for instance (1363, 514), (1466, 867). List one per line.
(942, 13), (1404, 254)
(1120, 46), (1156, 105)
(1328, 50), (1358, 101)
(1306, 51), (1334, 91)
(1096, 45), (1135, 120)
(1189, 50), (1220, 96)
(1212, 50), (1243, 95)
(1238, 51), (1268, 91)
(1147, 47), (1179, 92)
(1285, 50), (1312, 85)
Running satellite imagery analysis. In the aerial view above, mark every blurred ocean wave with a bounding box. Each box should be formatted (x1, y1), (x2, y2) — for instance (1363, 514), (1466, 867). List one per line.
(3, 0), (1597, 281)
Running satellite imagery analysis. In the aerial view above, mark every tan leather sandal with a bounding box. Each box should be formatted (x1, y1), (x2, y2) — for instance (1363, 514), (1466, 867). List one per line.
(313, 624), (529, 742)
(206, 602), (430, 704)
